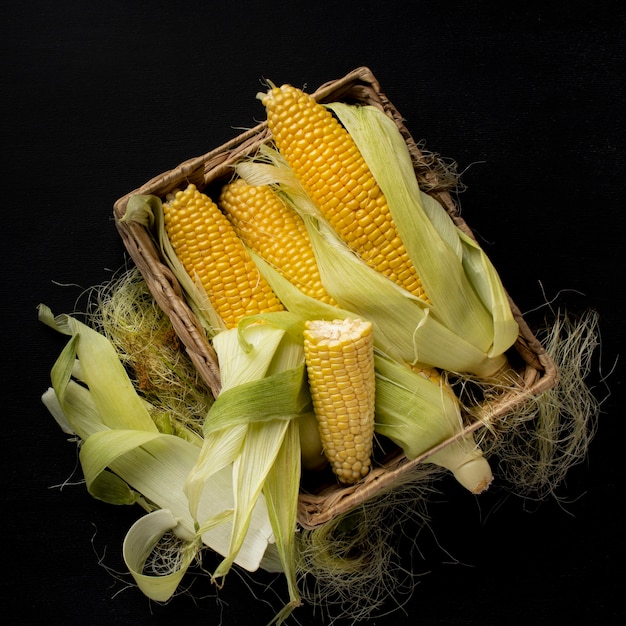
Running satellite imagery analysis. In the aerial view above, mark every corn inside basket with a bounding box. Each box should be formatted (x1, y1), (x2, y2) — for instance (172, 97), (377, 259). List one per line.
(112, 66), (558, 531)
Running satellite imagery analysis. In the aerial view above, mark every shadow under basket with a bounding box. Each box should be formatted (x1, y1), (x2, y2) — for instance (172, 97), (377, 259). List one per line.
(113, 66), (558, 530)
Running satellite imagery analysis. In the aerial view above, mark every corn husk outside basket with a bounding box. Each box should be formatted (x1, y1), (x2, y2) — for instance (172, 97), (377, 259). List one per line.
(113, 66), (558, 530)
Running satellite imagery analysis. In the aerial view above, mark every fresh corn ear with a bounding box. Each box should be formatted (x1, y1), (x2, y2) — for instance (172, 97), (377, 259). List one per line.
(253, 86), (519, 379)
(260, 85), (428, 301)
(162, 183), (284, 329)
(218, 179), (336, 306)
(303, 318), (376, 484)
(374, 353), (494, 494)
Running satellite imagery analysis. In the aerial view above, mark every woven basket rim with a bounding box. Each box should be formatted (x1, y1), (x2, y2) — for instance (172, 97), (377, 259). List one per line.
(113, 65), (558, 529)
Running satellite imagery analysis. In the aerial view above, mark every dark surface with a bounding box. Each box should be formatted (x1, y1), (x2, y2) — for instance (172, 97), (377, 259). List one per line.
(4, 2), (625, 624)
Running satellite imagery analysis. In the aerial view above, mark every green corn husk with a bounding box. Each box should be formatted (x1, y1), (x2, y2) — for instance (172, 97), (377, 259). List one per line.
(90, 266), (212, 440)
(122, 509), (203, 602)
(183, 313), (310, 620)
(38, 304), (276, 601)
(374, 354), (493, 494)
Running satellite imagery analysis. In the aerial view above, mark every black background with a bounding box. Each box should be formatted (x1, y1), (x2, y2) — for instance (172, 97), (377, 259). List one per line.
(4, 1), (625, 624)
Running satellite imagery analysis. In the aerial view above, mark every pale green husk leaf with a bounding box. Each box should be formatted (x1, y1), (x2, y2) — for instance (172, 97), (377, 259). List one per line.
(122, 508), (201, 602)
(456, 228), (520, 358)
(262, 419), (303, 622)
(213, 418), (290, 580)
(374, 354), (462, 456)
(39, 304), (157, 433)
(183, 323), (291, 521)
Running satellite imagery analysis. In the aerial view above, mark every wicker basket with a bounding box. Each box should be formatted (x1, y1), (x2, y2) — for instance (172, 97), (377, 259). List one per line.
(113, 66), (558, 530)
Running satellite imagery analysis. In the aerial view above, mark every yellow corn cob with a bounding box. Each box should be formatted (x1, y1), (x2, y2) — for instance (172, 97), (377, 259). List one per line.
(260, 84), (428, 301)
(219, 179), (337, 306)
(162, 183), (284, 328)
(303, 318), (376, 484)
(408, 362), (444, 385)
(408, 362), (460, 402)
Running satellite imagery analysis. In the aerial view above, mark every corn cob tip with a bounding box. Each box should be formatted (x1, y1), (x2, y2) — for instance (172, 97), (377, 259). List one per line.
(256, 79), (278, 102)
(259, 82), (293, 109)
(428, 440), (494, 495)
